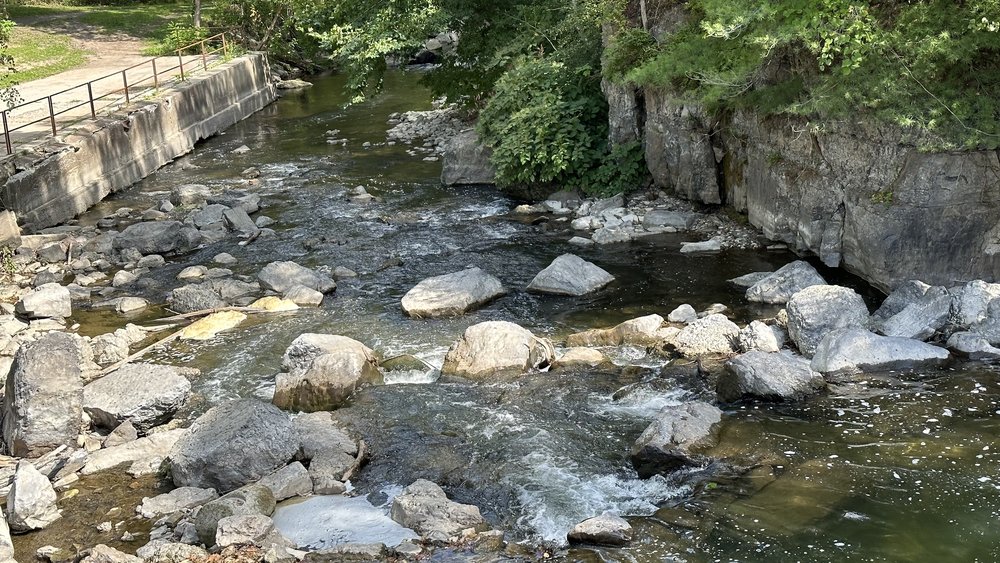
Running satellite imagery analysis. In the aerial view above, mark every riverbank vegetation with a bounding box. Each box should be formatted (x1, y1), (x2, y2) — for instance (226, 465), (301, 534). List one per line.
(614, 0), (1000, 150)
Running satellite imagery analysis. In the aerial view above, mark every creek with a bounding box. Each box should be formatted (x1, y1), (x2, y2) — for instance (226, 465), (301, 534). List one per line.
(24, 71), (1000, 563)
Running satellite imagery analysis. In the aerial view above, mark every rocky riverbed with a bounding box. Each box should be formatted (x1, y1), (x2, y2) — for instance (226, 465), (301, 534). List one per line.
(1, 71), (999, 563)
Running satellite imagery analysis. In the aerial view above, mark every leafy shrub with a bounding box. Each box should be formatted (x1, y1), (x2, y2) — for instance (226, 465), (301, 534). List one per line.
(146, 22), (208, 55)
(580, 140), (648, 197)
(602, 26), (656, 84)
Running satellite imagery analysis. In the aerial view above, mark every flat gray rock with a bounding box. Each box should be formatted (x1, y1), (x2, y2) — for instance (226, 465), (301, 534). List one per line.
(401, 267), (505, 318)
(811, 329), (950, 374)
(258, 261), (335, 294)
(720, 351), (825, 402)
(568, 514), (632, 546)
(878, 287), (952, 341)
(138, 487), (218, 519)
(15, 283), (71, 319)
(630, 402), (722, 478)
(746, 261), (826, 304)
(786, 285), (870, 356)
(526, 254), (614, 296)
(83, 363), (192, 431)
(672, 314), (740, 357)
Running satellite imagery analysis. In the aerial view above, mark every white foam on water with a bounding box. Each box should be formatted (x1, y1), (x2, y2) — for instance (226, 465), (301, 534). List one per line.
(595, 387), (688, 419)
(272, 495), (418, 549)
(383, 368), (440, 385)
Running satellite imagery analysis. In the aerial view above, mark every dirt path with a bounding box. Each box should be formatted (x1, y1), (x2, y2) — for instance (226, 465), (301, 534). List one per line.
(3, 12), (204, 151)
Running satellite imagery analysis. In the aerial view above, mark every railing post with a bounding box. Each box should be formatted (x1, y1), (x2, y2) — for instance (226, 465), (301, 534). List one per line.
(122, 70), (130, 104)
(2, 111), (10, 155)
(152, 58), (159, 90)
(87, 82), (96, 118)
(222, 33), (228, 58)
(201, 40), (208, 71)
(47, 96), (56, 136)
(178, 51), (185, 81)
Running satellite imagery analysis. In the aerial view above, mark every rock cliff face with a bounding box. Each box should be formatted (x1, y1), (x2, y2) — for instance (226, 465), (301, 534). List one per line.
(608, 56), (1000, 292)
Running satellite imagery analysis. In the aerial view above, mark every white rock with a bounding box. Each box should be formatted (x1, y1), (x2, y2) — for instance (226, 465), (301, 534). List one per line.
(401, 267), (505, 318)
(526, 254), (614, 296)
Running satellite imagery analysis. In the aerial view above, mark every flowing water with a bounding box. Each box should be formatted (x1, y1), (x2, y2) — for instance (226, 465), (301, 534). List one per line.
(39, 71), (1000, 562)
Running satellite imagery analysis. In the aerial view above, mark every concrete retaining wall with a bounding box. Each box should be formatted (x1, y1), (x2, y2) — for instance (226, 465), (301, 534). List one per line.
(0, 52), (276, 231)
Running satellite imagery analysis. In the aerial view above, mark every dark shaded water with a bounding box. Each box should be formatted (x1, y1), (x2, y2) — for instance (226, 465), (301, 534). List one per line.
(42, 71), (1000, 562)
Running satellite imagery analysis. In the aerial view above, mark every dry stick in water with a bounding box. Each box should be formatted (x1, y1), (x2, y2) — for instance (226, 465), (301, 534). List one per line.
(341, 439), (367, 483)
(99, 328), (186, 376)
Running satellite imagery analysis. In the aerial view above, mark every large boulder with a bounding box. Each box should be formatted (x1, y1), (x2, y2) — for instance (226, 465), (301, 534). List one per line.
(15, 283), (71, 319)
(169, 399), (299, 492)
(672, 314), (740, 357)
(400, 267), (505, 318)
(390, 480), (485, 543)
(810, 329), (950, 374)
(169, 284), (227, 313)
(785, 285), (870, 356)
(2, 332), (82, 457)
(630, 402), (722, 478)
(871, 280), (932, 324)
(745, 261), (826, 304)
(83, 363), (193, 431)
(441, 130), (496, 186)
(441, 321), (554, 380)
(273, 335), (381, 412)
(7, 461), (61, 531)
(878, 287), (952, 341)
(258, 261), (336, 294)
(526, 254), (615, 296)
(953, 280), (1000, 328)
(567, 514), (632, 547)
(566, 314), (666, 347)
(113, 221), (200, 255)
(719, 351), (825, 402)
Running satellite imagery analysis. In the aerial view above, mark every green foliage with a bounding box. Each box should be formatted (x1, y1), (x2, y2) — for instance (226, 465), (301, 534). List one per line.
(150, 21), (208, 54)
(602, 26), (656, 84)
(210, 0), (324, 65)
(581, 140), (647, 197)
(0, 15), (17, 108)
(626, 0), (1000, 149)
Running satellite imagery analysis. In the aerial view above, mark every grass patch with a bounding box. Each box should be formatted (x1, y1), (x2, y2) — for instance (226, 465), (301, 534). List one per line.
(1, 26), (88, 85)
(78, 3), (188, 41)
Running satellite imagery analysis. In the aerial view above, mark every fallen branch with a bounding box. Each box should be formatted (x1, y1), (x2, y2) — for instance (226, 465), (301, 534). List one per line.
(341, 439), (367, 483)
(99, 327), (186, 376)
(154, 306), (266, 324)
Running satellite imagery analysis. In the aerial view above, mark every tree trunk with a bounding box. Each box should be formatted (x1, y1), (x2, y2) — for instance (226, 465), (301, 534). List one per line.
(193, 0), (202, 28)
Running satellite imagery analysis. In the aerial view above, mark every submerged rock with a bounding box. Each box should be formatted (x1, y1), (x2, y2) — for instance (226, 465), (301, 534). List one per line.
(169, 399), (299, 492)
(273, 334), (382, 412)
(720, 351), (825, 402)
(785, 285), (870, 356)
(745, 261), (826, 304)
(258, 261), (336, 294)
(567, 514), (632, 547)
(83, 363), (192, 431)
(566, 314), (666, 347)
(630, 402), (723, 478)
(8, 461), (61, 531)
(2, 332), (82, 457)
(401, 267), (505, 318)
(810, 329), (950, 374)
(390, 479), (485, 543)
(526, 254), (615, 296)
(441, 321), (554, 380)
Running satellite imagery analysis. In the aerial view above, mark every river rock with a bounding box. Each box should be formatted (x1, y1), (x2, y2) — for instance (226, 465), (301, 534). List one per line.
(401, 267), (505, 318)
(104, 420), (138, 448)
(250, 296), (299, 312)
(567, 514), (632, 547)
(946, 331), (1000, 360)
(259, 462), (313, 501)
(113, 221), (200, 255)
(180, 310), (247, 340)
(293, 411), (358, 460)
(284, 285), (324, 306)
(169, 399), (299, 492)
(83, 363), (192, 431)
(680, 238), (722, 253)
(719, 351), (825, 402)
(441, 130), (495, 186)
(138, 487), (219, 519)
(169, 284), (227, 313)
(273, 334), (381, 412)
(643, 210), (698, 230)
(728, 271), (772, 288)
(172, 184), (212, 205)
(566, 314), (666, 347)
(177, 266), (207, 280)
(630, 402), (723, 478)
(737, 320), (784, 353)
(186, 204), (228, 229)
(878, 287), (952, 341)
(871, 280), (932, 324)
(526, 254), (615, 296)
(194, 484), (276, 546)
(552, 347), (611, 369)
(591, 227), (631, 245)
(810, 329), (950, 374)
(136, 541), (208, 563)
(223, 207), (260, 237)
(82, 428), (186, 475)
(667, 304), (698, 324)
(745, 261), (827, 304)
(259, 261), (336, 294)
(390, 479), (485, 543)
(7, 461), (61, 531)
(15, 282), (72, 319)
(441, 321), (554, 380)
(671, 314), (740, 357)
(951, 280), (1000, 329)
(81, 544), (141, 563)
(785, 285), (870, 356)
(308, 451), (354, 494)
(216, 514), (288, 548)
(2, 332), (82, 457)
